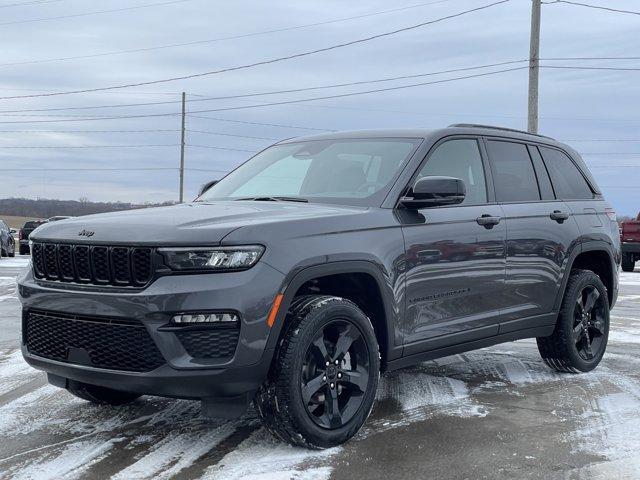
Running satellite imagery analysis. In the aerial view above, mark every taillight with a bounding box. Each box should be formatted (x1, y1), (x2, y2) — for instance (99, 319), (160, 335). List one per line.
(605, 208), (617, 221)
(18, 230), (23, 240)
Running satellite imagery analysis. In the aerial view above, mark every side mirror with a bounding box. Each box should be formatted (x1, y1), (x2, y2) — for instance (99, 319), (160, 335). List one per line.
(400, 176), (466, 209)
(198, 179), (218, 197)
(9, 229), (16, 234)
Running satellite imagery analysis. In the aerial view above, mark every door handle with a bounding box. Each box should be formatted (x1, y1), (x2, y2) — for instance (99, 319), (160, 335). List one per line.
(550, 210), (569, 223)
(476, 214), (501, 229)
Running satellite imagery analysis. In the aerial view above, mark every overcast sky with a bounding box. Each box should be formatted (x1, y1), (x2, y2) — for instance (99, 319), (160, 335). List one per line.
(0, 0), (639, 215)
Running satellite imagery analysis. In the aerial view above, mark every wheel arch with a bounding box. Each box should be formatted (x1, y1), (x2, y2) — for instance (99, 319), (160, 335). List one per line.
(555, 242), (617, 310)
(266, 261), (399, 370)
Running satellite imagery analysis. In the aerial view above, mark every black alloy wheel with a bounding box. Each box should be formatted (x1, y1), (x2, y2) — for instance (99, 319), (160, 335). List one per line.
(572, 285), (607, 361)
(301, 319), (370, 429)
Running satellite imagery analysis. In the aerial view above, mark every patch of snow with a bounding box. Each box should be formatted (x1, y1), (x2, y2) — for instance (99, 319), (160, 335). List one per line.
(0, 258), (30, 268)
(112, 422), (238, 480)
(203, 429), (337, 480)
(0, 350), (41, 396)
(7, 437), (121, 480)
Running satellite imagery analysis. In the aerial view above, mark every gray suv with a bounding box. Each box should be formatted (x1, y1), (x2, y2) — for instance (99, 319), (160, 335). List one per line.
(18, 124), (620, 448)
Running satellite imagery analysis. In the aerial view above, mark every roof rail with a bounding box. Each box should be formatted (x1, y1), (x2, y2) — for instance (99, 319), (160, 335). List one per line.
(448, 123), (554, 140)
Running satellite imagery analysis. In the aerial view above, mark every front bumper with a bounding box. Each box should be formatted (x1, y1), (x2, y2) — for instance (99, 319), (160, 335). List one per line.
(18, 262), (284, 399)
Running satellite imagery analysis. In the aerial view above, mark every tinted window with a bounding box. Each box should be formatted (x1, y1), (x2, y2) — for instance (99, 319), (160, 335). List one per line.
(528, 146), (555, 200)
(487, 140), (540, 202)
(539, 147), (594, 200)
(198, 138), (421, 207)
(417, 139), (487, 205)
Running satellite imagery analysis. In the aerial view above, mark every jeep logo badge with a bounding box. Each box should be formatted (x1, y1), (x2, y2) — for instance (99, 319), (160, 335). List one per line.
(78, 229), (95, 237)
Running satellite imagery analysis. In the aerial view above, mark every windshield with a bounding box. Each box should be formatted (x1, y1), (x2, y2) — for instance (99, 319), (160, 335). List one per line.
(196, 138), (422, 206)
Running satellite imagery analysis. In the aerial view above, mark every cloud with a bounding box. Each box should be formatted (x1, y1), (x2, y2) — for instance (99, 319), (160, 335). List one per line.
(0, 0), (638, 213)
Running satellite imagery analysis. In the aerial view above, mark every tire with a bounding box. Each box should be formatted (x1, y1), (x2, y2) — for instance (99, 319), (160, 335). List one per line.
(255, 295), (380, 449)
(67, 380), (141, 406)
(537, 269), (610, 373)
(8, 242), (15, 257)
(622, 254), (635, 272)
(19, 245), (29, 256)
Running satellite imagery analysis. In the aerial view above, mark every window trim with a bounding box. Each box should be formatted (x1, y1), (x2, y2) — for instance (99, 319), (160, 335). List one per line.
(537, 144), (597, 201)
(482, 137), (545, 205)
(394, 135), (493, 210)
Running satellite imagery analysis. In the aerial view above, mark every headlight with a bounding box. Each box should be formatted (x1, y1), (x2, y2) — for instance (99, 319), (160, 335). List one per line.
(158, 245), (264, 271)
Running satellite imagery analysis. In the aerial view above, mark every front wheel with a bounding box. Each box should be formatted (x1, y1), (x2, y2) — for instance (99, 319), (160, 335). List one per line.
(537, 269), (609, 373)
(255, 296), (380, 449)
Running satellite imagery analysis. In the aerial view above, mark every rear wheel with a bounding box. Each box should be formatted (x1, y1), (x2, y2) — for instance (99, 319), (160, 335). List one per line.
(622, 253), (635, 272)
(19, 245), (29, 256)
(537, 269), (609, 373)
(255, 295), (380, 449)
(67, 380), (141, 405)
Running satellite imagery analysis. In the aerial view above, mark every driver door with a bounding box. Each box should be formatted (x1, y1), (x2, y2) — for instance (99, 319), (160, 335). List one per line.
(399, 137), (508, 355)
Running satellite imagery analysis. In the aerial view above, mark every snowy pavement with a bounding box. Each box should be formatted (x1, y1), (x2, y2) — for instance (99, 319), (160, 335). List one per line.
(0, 257), (639, 479)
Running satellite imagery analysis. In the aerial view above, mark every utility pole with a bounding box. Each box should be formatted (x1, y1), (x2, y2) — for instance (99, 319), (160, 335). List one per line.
(179, 91), (186, 203)
(528, 0), (541, 134)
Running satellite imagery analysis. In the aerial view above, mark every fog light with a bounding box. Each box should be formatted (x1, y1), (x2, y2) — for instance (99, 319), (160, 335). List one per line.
(172, 312), (239, 324)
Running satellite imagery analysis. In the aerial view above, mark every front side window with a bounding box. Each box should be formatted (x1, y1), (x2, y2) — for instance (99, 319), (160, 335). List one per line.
(197, 138), (421, 206)
(539, 147), (594, 200)
(416, 139), (487, 205)
(487, 140), (541, 203)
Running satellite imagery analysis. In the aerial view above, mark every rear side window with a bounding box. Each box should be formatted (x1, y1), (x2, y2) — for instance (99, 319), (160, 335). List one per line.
(486, 140), (540, 202)
(539, 147), (594, 200)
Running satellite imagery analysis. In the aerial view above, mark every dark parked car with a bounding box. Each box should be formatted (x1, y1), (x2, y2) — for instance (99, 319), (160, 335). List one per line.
(621, 213), (640, 272)
(0, 219), (16, 257)
(18, 220), (45, 255)
(19, 124), (620, 448)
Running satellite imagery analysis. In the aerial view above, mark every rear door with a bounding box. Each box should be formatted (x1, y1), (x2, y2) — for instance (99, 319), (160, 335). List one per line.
(485, 139), (581, 332)
(399, 137), (507, 353)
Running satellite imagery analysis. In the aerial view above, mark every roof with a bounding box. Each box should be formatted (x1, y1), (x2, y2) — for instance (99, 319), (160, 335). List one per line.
(277, 124), (560, 146)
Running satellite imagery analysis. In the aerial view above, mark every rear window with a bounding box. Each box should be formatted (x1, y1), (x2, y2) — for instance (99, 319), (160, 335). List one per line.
(24, 221), (42, 229)
(486, 140), (540, 202)
(539, 147), (594, 200)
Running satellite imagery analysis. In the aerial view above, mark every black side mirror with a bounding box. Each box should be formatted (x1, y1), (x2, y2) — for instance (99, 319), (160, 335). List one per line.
(197, 179), (218, 197)
(400, 176), (466, 209)
(9, 229), (16, 234)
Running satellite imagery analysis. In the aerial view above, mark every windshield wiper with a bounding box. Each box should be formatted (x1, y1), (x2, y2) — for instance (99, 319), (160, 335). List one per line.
(235, 196), (309, 203)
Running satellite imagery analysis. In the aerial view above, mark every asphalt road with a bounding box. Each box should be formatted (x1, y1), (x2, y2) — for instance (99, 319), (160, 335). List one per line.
(1, 256), (639, 479)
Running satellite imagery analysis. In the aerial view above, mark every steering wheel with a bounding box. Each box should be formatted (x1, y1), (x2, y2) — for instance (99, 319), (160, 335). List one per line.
(356, 181), (385, 193)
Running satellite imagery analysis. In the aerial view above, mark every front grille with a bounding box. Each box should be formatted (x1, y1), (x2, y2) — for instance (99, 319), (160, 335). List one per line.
(176, 328), (240, 359)
(32, 242), (154, 287)
(24, 310), (165, 372)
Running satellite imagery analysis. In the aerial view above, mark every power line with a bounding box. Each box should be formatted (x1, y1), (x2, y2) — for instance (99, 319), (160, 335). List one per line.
(542, 65), (640, 72)
(542, 56), (640, 61)
(183, 67), (527, 115)
(187, 144), (257, 153)
(0, 0), (195, 26)
(0, 0), (62, 8)
(187, 115), (332, 131)
(0, 0), (456, 68)
(0, 60), (528, 114)
(0, 129), (179, 134)
(543, 0), (640, 16)
(0, 1), (510, 100)
(187, 129), (279, 140)
(2, 167), (178, 171)
(0, 143), (178, 148)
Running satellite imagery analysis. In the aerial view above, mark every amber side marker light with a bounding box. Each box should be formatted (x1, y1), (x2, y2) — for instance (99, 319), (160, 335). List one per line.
(267, 294), (284, 327)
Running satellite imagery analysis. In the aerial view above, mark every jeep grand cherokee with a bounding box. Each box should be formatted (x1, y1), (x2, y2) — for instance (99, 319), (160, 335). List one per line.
(18, 124), (620, 448)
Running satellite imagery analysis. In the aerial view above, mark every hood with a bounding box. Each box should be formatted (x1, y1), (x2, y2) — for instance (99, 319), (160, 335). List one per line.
(31, 201), (366, 245)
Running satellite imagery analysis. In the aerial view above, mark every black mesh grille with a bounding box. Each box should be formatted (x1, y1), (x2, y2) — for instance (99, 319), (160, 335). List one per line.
(24, 310), (165, 372)
(32, 242), (154, 287)
(175, 328), (240, 359)
(58, 245), (75, 280)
